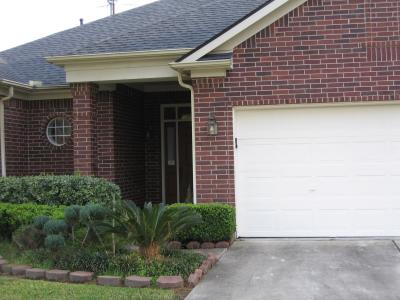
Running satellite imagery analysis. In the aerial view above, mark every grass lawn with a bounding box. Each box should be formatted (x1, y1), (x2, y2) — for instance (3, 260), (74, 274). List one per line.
(0, 276), (179, 300)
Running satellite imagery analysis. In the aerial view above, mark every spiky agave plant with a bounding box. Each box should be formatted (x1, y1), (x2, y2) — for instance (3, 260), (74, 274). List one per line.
(117, 201), (202, 259)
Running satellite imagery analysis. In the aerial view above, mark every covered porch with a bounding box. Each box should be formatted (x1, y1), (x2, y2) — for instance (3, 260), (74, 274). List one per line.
(48, 48), (230, 205)
(71, 81), (193, 205)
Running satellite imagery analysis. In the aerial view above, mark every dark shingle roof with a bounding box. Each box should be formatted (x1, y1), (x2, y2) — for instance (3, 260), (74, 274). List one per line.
(0, 0), (267, 86)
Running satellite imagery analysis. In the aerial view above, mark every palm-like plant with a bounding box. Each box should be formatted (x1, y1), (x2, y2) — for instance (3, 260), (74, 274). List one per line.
(112, 201), (202, 259)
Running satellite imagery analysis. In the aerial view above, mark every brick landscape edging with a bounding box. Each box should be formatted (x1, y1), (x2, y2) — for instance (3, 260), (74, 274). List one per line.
(0, 246), (228, 289)
(167, 240), (232, 250)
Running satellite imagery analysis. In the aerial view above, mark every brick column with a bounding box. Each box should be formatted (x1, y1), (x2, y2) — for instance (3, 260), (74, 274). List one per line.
(96, 91), (116, 181)
(71, 83), (98, 176)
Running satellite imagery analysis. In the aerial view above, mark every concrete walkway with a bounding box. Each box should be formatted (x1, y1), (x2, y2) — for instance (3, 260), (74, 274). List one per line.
(186, 239), (400, 300)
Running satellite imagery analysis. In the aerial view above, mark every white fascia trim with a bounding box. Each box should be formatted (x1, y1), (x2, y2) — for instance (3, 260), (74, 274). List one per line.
(169, 59), (232, 71)
(47, 48), (193, 66)
(0, 80), (71, 100)
(179, 0), (306, 63)
(170, 59), (232, 78)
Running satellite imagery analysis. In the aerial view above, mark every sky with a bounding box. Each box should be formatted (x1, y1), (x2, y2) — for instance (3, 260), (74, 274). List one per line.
(0, 0), (157, 51)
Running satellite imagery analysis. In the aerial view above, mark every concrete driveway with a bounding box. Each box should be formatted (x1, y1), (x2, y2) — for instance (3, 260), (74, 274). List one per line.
(186, 239), (400, 300)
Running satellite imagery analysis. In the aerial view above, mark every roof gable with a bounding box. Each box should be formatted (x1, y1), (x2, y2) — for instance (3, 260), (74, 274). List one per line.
(177, 0), (307, 63)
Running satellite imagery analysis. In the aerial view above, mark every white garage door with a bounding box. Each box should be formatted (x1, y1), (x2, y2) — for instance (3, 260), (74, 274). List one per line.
(234, 104), (400, 237)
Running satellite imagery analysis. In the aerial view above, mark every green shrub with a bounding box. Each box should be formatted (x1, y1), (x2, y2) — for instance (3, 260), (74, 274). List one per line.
(79, 204), (108, 224)
(45, 234), (65, 251)
(55, 247), (110, 274)
(64, 205), (81, 227)
(65, 205), (81, 243)
(0, 175), (121, 206)
(108, 202), (201, 259)
(107, 250), (203, 279)
(43, 220), (67, 235)
(0, 203), (64, 240)
(33, 215), (50, 230)
(12, 225), (46, 250)
(168, 203), (236, 243)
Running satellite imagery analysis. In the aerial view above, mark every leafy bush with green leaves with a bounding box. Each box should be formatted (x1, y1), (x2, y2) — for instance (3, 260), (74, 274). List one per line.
(45, 234), (66, 251)
(64, 205), (81, 242)
(64, 205), (81, 227)
(80, 204), (108, 224)
(59, 249), (111, 274)
(169, 203), (236, 243)
(43, 220), (67, 235)
(12, 225), (46, 250)
(0, 203), (64, 240)
(79, 204), (110, 247)
(108, 202), (202, 259)
(0, 175), (121, 206)
(107, 250), (203, 279)
(33, 215), (51, 230)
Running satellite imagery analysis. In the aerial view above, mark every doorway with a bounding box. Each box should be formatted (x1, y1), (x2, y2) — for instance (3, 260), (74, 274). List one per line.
(161, 104), (193, 204)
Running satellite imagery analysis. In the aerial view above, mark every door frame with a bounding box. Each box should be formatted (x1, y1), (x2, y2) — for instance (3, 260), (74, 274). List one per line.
(160, 103), (192, 204)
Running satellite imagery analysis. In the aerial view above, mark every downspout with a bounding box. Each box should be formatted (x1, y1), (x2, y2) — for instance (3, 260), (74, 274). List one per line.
(177, 73), (197, 204)
(0, 86), (14, 177)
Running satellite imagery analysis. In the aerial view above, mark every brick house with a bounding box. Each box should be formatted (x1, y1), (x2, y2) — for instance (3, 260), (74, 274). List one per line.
(1, 0), (400, 238)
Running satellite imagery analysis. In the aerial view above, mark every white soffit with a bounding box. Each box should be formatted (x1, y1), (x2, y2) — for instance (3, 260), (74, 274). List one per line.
(47, 49), (192, 83)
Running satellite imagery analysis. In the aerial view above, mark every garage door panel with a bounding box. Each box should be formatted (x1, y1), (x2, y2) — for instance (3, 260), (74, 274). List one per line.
(239, 143), (277, 164)
(390, 142), (400, 160)
(244, 180), (278, 197)
(313, 164), (350, 177)
(315, 177), (394, 197)
(235, 104), (400, 237)
(244, 196), (314, 210)
(241, 210), (314, 235)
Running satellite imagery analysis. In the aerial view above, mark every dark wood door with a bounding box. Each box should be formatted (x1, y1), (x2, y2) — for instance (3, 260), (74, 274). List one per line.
(164, 122), (177, 204)
(162, 105), (193, 204)
(178, 122), (193, 203)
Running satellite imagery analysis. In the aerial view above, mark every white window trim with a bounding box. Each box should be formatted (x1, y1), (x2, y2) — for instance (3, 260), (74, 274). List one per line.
(46, 117), (72, 147)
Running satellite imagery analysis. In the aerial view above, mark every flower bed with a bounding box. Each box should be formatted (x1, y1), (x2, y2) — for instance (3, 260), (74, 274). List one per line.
(0, 241), (224, 289)
(0, 200), (234, 291)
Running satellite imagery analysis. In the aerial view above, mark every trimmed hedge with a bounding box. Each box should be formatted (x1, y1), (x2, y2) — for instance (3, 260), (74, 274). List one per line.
(169, 203), (236, 243)
(0, 203), (65, 240)
(0, 175), (121, 206)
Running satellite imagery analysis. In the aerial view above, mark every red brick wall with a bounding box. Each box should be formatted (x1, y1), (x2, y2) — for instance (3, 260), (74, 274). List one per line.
(1, 86), (191, 204)
(1, 98), (73, 176)
(71, 83), (147, 203)
(193, 0), (400, 204)
(26, 99), (73, 175)
(96, 91), (116, 181)
(2, 99), (28, 176)
(71, 83), (98, 176)
(113, 85), (146, 203)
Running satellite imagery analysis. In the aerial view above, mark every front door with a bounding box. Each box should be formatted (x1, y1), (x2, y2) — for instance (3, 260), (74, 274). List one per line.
(161, 104), (193, 204)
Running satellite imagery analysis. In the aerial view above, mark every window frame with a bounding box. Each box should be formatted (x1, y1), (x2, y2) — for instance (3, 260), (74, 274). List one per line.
(46, 117), (72, 147)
